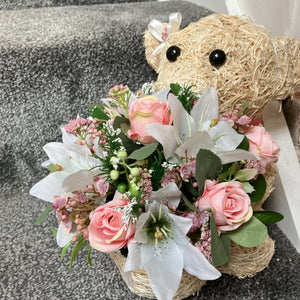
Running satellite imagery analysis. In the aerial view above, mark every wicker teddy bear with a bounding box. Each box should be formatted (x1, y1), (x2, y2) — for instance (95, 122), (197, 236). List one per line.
(143, 13), (300, 279)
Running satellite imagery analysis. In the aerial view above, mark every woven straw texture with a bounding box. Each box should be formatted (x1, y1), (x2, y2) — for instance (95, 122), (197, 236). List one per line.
(145, 14), (300, 119)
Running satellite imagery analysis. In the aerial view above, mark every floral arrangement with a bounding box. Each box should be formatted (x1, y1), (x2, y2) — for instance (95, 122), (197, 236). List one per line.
(31, 83), (283, 300)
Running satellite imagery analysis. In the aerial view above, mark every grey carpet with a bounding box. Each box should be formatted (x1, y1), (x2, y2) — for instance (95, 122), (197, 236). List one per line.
(1, 1), (300, 299)
(0, 0), (155, 11)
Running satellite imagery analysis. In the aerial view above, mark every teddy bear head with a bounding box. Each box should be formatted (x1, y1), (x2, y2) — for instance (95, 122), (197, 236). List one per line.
(144, 13), (300, 118)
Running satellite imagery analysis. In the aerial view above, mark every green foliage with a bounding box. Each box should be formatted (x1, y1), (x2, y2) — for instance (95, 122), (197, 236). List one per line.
(69, 237), (87, 270)
(50, 227), (57, 237)
(242, 101), (250, 115)
(170, 83), (198, 114)
(249, 174), (267, 202)
(210, 214), (231, 267)
(87, 245), (93, 266)
(195, 149), (222, 194)
(233, 169), (258, 181)
(181, 193), (200, 213)
(34, 203), (52, 225)
(91, 106), (109, 121)
(127, 142), (158, 160)
(237, 135), (249, 151)
(61, 241), (73, 261)
(227, 216), (267, 247)
(253, 211), (284, 224)
(148, 149), (166, 191)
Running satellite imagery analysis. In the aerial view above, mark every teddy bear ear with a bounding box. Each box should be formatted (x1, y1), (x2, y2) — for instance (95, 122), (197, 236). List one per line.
(144, 27), (166, 72)
(272, 36), (300, 100)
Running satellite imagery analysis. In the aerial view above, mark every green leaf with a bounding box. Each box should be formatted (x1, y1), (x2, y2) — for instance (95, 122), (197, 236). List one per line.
(237, 134), (249, 151)
(47, 163), (57, 173)
(210, 214), (231, 267)
(181, 193), (200, 212)
(170, 83), (181, 95)
(233, 168), (258, 181)
(253, 211), (284, 224)
(69, 238), (87, 270)
(50, 227), (57, 237)
(113, 117), (141, 154)
(195, 149), (222, 194)
(242, 182), (255, 193)
(127, 142), (158, 160)
(91, 107), (109, 120)
(87, 245), (93, 266)
(34, 203), (52, 225)
(227, 216), (267, 247)
(61, 241), (73, 261)
(249, 174), (267, 202)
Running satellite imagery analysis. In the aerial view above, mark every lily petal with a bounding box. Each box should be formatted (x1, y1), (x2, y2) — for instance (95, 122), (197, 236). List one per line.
(146, 123), (178, 160)
(141, 240), (183, 300)
(29, 171), (69, 202)
(148, 182), (181, 209)
(175, 131), (215, 158)
(191, 87), (219, 128)
(56, 223), (77, 248)
(218, 149), (258, 164)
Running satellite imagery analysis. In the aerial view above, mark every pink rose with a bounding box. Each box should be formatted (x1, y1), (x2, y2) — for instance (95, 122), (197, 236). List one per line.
(244, 126), (280, 173)
(88, 192), (135, 252)
(127, 95), (172, 144)
(196, 180), (253, 232)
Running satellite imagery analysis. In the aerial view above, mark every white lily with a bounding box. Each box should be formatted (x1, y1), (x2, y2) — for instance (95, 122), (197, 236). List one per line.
(146, 87), (257, 164)
(30, 128), (102, 247)
(124, 201), (221, 300)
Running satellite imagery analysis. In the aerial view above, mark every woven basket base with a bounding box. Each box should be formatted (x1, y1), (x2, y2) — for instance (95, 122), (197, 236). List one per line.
(218, 235), (275, 278)
(109, 251), (206, 300)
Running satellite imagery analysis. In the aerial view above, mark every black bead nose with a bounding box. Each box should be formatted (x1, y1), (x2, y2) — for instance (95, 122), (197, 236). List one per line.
(209, 49), (226, 68)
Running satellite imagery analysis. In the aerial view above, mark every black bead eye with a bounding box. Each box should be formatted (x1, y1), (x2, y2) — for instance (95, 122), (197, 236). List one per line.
(209, 49), (226, 68)
(166, 46), (181, 62)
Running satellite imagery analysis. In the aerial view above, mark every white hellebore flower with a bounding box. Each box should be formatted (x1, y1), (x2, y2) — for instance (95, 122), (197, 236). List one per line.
(30, 128), (102, 247)
(124, 201), (221, 300)
(146, 87), (257, 164)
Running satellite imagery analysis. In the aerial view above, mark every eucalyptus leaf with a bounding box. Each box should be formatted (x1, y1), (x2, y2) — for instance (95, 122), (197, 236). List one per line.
(91, 107), (109, 120)
(181, 193), (199, 212)
(227, 216), (267, 247)
(242, 182), (255, 193)
(69, 238), (87, 270)
(61, 241), (73, 261)
(127, 142), (158, 160)
(210, 213), (231, 267)
(233, 169), (258, 181)
(249, 174), (267, 202)
(253, 211), (284, 224)
(195, 149), (222, 194)
(34, 203), (52, 225)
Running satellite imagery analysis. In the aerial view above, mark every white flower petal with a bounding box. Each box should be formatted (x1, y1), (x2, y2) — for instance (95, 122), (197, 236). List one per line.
(208, 121), (244, 152)
(56, 223), (77, 248)
(175, 131), (215, 158)
(146, 123), (178, 160)
(43, 142), (69, 164)
(191, 87), (219, 127)
(29, 171), (69, 202)
(135, 210), (150, 244)
(141, 240), (183, 300)
(148, 182), (181, 209)
(62, 169), (99, 192)
(168, 93), (196, 143)
(154, 88), (170, 102)
(182, 242), (221, 280)
(218, 149), (258, 164)
(61, 127), (87, 156)
(169, 214), (192, 239)
(124, 241), (143, 287)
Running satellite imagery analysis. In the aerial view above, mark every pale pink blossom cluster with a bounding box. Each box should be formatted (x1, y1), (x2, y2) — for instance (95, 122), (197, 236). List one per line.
(65, 117), (92, 136)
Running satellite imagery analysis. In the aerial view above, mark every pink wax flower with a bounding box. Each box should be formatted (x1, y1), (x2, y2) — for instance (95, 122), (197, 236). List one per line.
(93, 177), (109, 197)
(180, 158), (196, 181)
(244, 126), (280, 174)
(196, 180), (253, 232)
(88, 192), (135, 253)
(127, 95), (172, 144)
